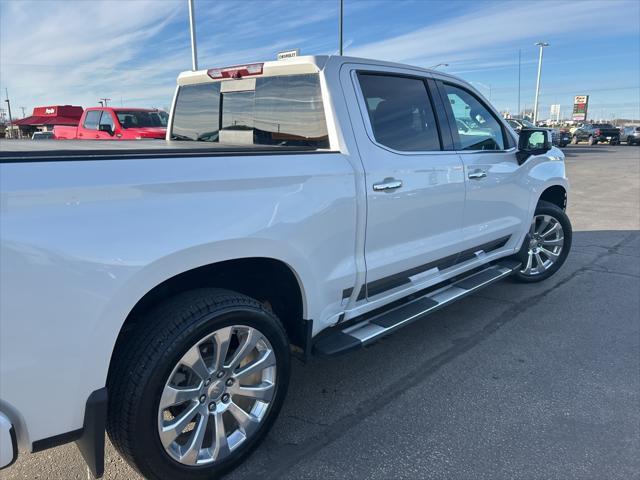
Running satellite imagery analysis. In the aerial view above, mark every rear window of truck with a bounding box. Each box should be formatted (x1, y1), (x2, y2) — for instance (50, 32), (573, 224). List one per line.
(171, 74), (329, 148)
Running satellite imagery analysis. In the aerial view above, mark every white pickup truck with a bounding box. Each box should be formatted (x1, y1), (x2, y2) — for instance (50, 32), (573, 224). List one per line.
(0, 55), (571, 479)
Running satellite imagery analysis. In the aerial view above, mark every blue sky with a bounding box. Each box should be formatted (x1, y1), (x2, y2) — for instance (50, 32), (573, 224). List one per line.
(1, 0), (639, 120)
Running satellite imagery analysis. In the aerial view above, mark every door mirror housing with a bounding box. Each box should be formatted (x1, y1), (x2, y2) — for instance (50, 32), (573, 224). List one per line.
(99, 124), (114, 136)
(516, 128), (552, 165)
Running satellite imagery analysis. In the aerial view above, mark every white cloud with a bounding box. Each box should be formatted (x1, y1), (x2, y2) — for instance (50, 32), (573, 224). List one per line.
(347, 0), (637, 68)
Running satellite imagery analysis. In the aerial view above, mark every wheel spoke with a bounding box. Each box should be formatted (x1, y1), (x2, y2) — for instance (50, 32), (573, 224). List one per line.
(182, 345), (212, 381)
(534, 252), (546, 272)
(540, 247), (559, 261)
(540, 222), (560, 238)
(226, 329), (260, 371)
(234, 349), (275, 379)
(233, 381), (275, 402)
(160, 402), (201, 447)
(542, 236), (563, 247)
(180, 413), (208, 464)
(212, 412), (230, 461)
(522, 251), (533, 274)
(213, 327), (233, 372)
(227, 401), (260, 436)
(160, 385), (200, 410)
(535, 216), (550, 235)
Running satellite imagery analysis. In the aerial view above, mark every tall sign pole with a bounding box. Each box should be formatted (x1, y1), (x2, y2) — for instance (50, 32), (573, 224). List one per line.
(533, 41), (549, 124)
(338, 0), (343, 55)
(188, 0), (198, 70)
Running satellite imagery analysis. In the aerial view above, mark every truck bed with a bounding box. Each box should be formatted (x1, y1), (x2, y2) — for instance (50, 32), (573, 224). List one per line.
(0, 139), (329, 163)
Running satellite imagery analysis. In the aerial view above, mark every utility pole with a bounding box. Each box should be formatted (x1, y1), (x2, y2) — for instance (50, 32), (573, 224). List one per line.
(517, 49), (521, 117)
(99, 98), (111, 107)
(4, 89), (14, 139)
(20, 107), (26, 118)
(533, 41), (549, 124)
(188, 0), (198, 70)
(338, 0), (343, 55)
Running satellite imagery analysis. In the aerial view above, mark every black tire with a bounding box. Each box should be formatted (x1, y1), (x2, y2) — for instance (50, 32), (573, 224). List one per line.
(512, 200), (572, 283)
(107, 288), (291, 480)
(588, 136), (595, 145)
(610, 137), (619, 145)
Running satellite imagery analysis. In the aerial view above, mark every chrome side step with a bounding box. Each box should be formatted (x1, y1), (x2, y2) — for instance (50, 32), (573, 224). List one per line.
(313, 259), (521, 356)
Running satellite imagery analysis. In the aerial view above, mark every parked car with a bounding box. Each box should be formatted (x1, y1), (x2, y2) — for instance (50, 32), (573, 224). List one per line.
(54, 107), (166, 140)
(506, 118), (569, 147)
(31, 131), (54, 140)
(0, 55), (572, 479)
(620, 126), (640, 145)
(570, 123), (620, 145)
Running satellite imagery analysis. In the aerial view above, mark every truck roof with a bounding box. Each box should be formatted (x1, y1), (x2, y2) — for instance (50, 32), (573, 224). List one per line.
(84, 107), (162, 112)
(177, 54), (459, 86)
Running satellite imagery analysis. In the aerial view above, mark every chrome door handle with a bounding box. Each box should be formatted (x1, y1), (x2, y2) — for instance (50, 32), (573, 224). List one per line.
(373, 178), (403, 191)
(468, 169), (487, 180)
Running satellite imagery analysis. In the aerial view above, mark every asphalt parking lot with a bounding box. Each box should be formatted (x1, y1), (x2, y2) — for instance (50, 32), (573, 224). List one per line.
(2, 144), (639, 480)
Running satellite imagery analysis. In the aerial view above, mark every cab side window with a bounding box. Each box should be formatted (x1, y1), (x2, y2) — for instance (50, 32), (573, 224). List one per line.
(99, 111), (115, 129)
(443, 84), (506, 151)
(83, 110), (102, 130)
(358, 73), (441, 152)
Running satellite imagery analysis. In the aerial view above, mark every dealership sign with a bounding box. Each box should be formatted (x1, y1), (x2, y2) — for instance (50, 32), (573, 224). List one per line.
(572, 95), (589, 121)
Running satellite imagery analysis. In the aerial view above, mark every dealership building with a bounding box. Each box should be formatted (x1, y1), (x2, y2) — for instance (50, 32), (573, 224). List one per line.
(12, 105), (83, 138)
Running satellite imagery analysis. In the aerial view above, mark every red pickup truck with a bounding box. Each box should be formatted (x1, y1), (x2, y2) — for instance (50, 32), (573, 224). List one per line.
(54, 107), (167, 140)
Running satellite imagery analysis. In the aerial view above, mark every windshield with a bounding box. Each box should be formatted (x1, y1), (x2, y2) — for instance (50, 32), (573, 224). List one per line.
(116, 111), (165, 129)
(171, 74), (329, 148)
(150, 110), (169, 127)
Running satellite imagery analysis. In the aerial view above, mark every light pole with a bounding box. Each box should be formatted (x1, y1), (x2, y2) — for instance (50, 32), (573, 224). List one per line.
(4, 89), (13, 139)
(533, 41), (549, 124)
(188, 0), (198, 70)
(338, 0), (343, 55)
(517, 49), (521, 117)
(428, 63), (449, 69)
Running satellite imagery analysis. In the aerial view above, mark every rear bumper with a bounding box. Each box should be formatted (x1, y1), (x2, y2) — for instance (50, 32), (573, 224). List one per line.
(0, 412), (18, 469)
(595, 134), (619, 142)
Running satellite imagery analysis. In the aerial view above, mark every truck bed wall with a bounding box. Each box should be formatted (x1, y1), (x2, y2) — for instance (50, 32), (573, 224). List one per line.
(0, 152), (358, 444)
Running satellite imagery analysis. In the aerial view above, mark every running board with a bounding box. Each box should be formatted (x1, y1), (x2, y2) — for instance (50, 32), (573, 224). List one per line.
(313, 260), (521, 356)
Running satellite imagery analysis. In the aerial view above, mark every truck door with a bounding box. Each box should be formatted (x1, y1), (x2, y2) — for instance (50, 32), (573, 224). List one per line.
(78, 110), (102, 140)
(435, 80), (529, 253)
(96, 110), (116, 140)
(343, 66), (467, 305)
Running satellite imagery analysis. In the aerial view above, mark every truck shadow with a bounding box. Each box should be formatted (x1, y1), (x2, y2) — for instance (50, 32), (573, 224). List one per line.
(228, 229), (639, 479)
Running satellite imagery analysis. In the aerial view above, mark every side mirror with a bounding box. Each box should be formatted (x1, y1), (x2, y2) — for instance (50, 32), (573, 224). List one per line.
(516, 128), (552, 165)
(99, 124), (114, 136)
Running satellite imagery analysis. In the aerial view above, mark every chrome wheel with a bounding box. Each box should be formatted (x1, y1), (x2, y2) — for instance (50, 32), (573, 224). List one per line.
(520, 214), (565, 277)
(158, 325), (276, 466)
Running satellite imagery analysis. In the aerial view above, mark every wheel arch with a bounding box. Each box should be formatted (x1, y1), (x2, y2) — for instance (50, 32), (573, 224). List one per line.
(538, 184), (567, 210)
(107, 256), (309, 382)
